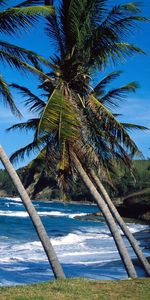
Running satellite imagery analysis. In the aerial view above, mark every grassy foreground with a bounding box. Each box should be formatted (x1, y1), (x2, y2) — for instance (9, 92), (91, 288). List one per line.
(0, 278), (150, 300)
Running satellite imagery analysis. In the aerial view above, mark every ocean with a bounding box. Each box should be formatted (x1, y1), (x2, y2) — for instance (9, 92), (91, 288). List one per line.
(0, 196), (150, 286)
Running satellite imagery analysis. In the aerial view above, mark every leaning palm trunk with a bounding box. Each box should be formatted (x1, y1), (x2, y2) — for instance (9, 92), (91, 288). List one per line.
(0, 145), (65, 279)
(71, 151), (137, 278)
(90, 169), (150, 276)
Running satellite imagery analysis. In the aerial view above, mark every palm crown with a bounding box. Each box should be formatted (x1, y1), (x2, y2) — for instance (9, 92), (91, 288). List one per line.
(7, 0), (148, 192)
(9, 72), (147, 194)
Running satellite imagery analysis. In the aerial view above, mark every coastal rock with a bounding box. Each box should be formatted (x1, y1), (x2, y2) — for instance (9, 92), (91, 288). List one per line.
(117, 189), (150, 223)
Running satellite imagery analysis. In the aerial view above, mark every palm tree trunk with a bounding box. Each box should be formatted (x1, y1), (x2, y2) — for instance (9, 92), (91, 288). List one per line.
(90, 169), (150, 276)
(0, 145), (65, 279)
(71, 151), (137, 278)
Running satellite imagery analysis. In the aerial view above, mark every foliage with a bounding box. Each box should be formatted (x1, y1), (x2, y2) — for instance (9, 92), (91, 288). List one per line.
(0, 169), (17, 195)
(110, 160), (150, 197)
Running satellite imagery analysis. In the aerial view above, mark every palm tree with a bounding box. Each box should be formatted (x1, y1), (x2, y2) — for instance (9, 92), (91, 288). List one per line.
(8, 69), (150, 278)
(6, 0), (150, 278)
(0, 0), (54, 116)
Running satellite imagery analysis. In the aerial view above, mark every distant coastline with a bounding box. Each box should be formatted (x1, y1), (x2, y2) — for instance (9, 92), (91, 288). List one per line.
(0, 193), (150, 224)
(0, 159), (150, 222)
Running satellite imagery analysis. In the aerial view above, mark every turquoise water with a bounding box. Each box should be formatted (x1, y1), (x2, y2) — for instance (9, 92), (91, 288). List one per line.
(0, 197), (150, 286)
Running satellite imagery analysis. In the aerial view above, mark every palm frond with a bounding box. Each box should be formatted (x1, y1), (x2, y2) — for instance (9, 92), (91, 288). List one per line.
(111, 42), (145, 60)
(0, 41), (50, 68)
(93, 71), (122, 96)
(60, 0), (107, 52)
(101, 3), (146, 27)
(87, 95), (139, 156)
(6, 118), (39, 133)
(45, 13), (64, 56)
(100, 81), (139, 107)
(38, 88), (80, 144)
(86, 117), (140, 168)
(0, 75), (22, 117)
(9, 140), (43, 165)
(121, 123), (149, 131)
(85, 2), (146, 69)
(0, 6), (54, 34)
(0, 50), (50, 79)
(88, 41), (145, 69)
(95, 2), (146, 40)
(10, 84), (45, 113)
(113, 113), (122, 117)
(60, 0), (90, 52)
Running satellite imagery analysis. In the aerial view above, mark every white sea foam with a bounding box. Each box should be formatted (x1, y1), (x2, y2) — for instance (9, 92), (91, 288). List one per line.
(70, 259), (119, 265)
(68, 213), (87, 219)
(0, 210), (28, 217)
(0, 210), (87, 219)
(51, 232), (110, 246)
(3, 197), (22, 202)
(36, 211), (87, 218)
(51, 233), (87, 245)
(1, 266), (29, 271)
(39, 211), (68, 217)
(60, 249), (117, 257)
(127, 223), (149, 233)
(0, 232), (118, 267)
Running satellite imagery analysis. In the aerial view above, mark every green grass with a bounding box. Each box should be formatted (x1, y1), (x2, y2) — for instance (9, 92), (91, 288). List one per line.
(0, 278), (150, 300)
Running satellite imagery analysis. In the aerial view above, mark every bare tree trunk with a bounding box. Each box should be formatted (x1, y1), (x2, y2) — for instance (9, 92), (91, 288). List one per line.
(72, 151), (137, 278)
(90, 169), (150, 276)
(0, 145), (65, 279)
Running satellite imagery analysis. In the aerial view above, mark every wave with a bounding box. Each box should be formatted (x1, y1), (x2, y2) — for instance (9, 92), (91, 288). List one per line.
(0, 210), (87, 219)
(0, 231), (116, 266)
(51, 232), (110, 246)
(0, 210), (28, 217)
(127, 223), (150, 233)
(2, 197), (22, 202)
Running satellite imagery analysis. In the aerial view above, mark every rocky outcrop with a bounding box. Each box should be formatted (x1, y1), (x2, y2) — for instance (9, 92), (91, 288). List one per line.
(117, 188), (150, 222)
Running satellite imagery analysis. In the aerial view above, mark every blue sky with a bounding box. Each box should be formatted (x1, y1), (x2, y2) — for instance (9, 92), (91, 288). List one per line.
(0, 0), (150, 169)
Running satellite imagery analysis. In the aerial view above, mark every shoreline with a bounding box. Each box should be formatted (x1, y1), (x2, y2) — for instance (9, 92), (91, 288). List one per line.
(0, 195), (95, 206)
(0, 195), (150, 225)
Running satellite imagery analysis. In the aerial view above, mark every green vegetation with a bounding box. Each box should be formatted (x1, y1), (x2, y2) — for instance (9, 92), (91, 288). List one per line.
(0, 169), (17, 196)
(0, 278), (150, 300)
(0, 159), (150, 202)
(1, 159), (150, 200)
(110, 160), (150, 198)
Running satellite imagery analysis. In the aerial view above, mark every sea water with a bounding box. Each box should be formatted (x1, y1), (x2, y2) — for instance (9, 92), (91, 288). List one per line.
(0, 197), (150, 286)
